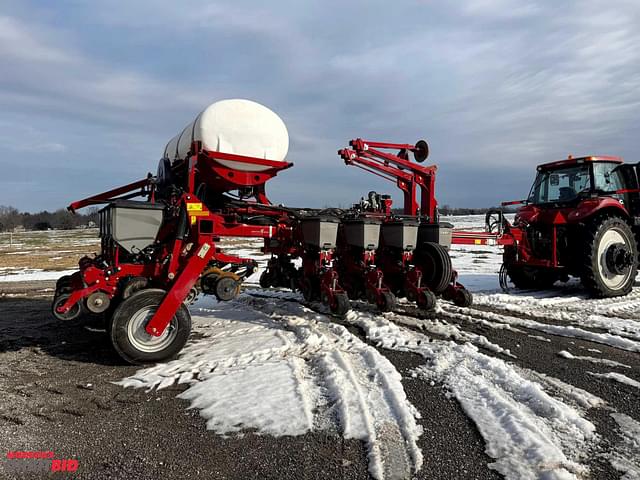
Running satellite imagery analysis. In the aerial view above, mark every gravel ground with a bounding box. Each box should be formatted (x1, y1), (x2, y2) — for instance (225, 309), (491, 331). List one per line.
(0, 281), (638, 479)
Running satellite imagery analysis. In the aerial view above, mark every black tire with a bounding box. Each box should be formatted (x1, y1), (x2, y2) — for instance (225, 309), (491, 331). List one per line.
(52, 293), (82, 321)
(109, 289), (191, 365)
(452, 288), (473, 307)
(331, 293), (350, 316)
(581, 215), (638, 298)
(122, 276), (149, 300)
(259, 270), (272, 289)
(417, 289), (437, 311)
(300, 279), (314, 301)
(378, 291), (396, 312)
(415, 242), (453, 293)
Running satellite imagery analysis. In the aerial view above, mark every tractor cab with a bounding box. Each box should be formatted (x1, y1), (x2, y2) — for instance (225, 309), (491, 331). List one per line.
(527, 156), (625, 207)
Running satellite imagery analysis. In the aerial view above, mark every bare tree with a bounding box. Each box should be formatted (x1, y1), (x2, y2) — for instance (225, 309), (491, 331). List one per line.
(0, 206), (20, 232)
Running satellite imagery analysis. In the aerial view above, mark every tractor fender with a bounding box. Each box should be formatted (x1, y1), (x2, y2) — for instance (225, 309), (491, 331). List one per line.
(567, 198), (629, 223)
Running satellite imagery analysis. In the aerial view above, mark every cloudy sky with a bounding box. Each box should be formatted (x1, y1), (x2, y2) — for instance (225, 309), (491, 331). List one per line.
(1, 0), (639, 212)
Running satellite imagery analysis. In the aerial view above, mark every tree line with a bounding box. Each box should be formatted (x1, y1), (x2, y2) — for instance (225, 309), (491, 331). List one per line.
(0, 205), (99, 232)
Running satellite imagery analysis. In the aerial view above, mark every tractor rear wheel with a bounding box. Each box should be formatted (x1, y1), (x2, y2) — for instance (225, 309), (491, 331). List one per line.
(109, 289), (191, 365)
(581, 215), (638, 298)
(415, 242), (453, 294)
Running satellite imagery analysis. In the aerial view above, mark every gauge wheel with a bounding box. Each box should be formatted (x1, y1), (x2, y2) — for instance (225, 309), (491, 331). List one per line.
(55, 275), (73, 295)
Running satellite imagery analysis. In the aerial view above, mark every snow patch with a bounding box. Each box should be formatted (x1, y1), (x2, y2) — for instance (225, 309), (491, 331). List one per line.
(608, 413), (640, 479)
(344, 309), (597, 480)
(443, 305), (640, 353)
(118, 295), (423, 480)
(557, 350), (631, 369)
(588, 372), (640, 390)
(0, 269), (75, 282)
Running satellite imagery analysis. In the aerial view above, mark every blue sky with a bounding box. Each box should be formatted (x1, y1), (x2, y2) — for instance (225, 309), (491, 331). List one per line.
(1, 0), (639, 211)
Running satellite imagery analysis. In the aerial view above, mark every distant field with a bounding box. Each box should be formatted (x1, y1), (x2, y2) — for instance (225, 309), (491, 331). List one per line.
(0, 215), (500, 284)
(0, 228), (267, 282)
(0, 229), (100, 276)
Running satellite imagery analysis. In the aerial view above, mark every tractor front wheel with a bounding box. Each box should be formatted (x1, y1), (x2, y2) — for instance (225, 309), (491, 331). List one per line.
(581, 216), (638, 298)
(109, 289), (191, 365)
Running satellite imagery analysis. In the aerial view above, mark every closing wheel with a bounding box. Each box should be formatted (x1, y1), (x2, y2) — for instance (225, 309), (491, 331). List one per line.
(184, 287), (199, 305)
(86, 291), (111, 314)
(331, 293), (350, 316)
(417, 289), (437, 311)
(52, 293), (82, 321)
(378, 291), (396, 312)
(109, 289), (192, 365)
(452, 288), (473, 307)
(415, 242), (453, 294)
(259, 270), (272, 289)
(214, 277), (239, 302)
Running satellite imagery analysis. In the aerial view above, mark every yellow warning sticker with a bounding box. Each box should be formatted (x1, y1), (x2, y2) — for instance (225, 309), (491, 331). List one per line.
(191, 215), (197, 225)
(186, 202), (203, 212)
(474, 239), (482, 245)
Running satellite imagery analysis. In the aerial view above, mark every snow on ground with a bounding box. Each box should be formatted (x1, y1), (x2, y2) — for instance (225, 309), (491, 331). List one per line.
(106, 214), (639, 479)
(345, 308), (598, 480)
(5, 219), (637, 478)
(0, 268), (75, 282)
(557, 350), (632, 369)
(443, 305), (640, 353)
(119, 295), (423, 480)
(588, 372), (640, 390)
(608, 413), (640, 479)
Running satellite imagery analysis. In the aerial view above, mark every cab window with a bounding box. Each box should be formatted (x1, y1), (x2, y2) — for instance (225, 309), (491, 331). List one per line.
(592, 162), (623, 193)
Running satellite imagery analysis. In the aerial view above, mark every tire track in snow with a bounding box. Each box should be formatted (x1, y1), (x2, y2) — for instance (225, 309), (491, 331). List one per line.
(118, 295), (423, 480)
(343, 309), (600, 480)
(608, 413), (640, 479)
(252, 296), (423, 480)
(472, 292), (640, 341)
(441, 304), (640, 353)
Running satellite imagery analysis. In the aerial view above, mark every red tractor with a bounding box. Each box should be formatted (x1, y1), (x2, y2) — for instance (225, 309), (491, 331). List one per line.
(456, 156), (640, 297)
